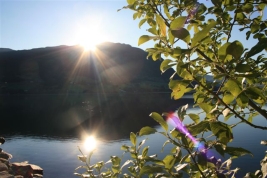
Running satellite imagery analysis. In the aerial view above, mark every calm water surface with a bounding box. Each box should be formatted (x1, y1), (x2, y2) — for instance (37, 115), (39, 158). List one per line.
(0, 95), (267, 177)
(2, 116), (266, 177)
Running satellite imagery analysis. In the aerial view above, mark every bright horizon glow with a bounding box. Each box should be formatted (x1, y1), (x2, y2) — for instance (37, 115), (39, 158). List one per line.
(84, 136), (97, 152)
(74, 18), (110, 51)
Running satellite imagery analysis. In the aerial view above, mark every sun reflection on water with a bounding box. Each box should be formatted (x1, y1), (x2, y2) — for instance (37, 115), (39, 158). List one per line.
(84, 136), (97, 152)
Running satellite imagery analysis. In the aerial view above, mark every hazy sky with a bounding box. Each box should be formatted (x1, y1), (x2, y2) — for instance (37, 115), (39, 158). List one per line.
(1, 0), (267, 51)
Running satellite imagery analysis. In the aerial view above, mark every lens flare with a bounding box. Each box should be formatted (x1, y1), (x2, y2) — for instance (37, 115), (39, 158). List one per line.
(185, 2), (201, 24)
(167, 113), (206, 152)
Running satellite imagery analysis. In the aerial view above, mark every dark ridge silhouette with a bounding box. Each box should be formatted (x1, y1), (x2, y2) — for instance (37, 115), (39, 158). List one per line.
(0, 42), (174, 93)
(0, 48), (13, 53)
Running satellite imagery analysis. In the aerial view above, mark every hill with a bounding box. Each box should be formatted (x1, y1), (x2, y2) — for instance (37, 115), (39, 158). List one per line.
(0, 42), (174, 94)
(0, 48), (13, 53)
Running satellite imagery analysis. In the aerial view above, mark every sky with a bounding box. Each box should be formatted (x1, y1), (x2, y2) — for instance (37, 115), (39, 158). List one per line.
(0, 0), (267, 52)
(0, 0), (149, 50)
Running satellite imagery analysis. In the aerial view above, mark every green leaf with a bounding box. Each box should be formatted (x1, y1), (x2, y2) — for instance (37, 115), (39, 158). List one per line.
(169, 80), (189, 92)
(218, 42), (232, 61)
(148, 27), (157, 35)
(179, 69), (193, 80)
(223, 93), (235, 104)
(251, 23), (260, 34)
(198, 103), (213, 113)
(112, 165), (120, 173)
(171, 90), (185, 100)
(236, 93), (249, 108)
(242, 3), (253, 13)
(246, 31), (251, 40)
(175, 163), (188, 172)
(197, 152), (207, 169)
(149, 112), (168, 131)
(120, 160), (132, 170)
(127, 0), (135, 5)
(133, 12), (139, 20)
(245, 87), (265, 103)
(224, 113), (234, 122)
(138, 35), (151, 46)
(121, 144), (129, 151)
(169, 80), (190, 99)
(172, 47), (182, 57)
(187, 113), (200, 124)
(171, 28), (190, 43)
(248, 112), (259, 123)
(224, 79), (242, 97)
(246, 38), (267, 58)
(78, 155), (87, 163)
(181, 134), (189, 146)
(163, 155), (176, 169)
(225, 147), (253, 157)
(111, 156), (121, 166)
(161, 140), (171, 152)
(226, 40), (244, 59)
(138, 139), (147, 151)
(180, 154), (191, 163)
(257, 3), (266, 11)
(170, 128), (182, 138)
(142, 146), (149, 157)
(211, 0), (222, 7)
(128, 166), (136, 175)
(139, 19), (147, 28)
(214, 144), (226, 156)
(160, 59), (175, 73)
(130, 132), (136, 146)
(236, 64), (250, 73)
(140, 165), (163, 176)
(168, 29), (175, 45)
(218, 43), (232, 62)
(210, 121), (233, 144)
(188, 121), (210, 136)
(191, 19), (217, 47)
(236, 13), (245, 21)
(163, 4), (171, 19)
(177, 104), (188, 121)
(170, 16), (187, 29)
(222, 108), (231, 117)
(156, 14), (167, 36)
(87, 149), (95, 164)
(139, 126), (157, 136)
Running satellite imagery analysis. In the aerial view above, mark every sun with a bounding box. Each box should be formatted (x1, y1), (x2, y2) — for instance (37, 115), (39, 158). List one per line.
(75, 23), (108, 51)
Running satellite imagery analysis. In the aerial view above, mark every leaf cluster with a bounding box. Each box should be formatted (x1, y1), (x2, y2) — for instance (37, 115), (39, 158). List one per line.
(75, 0), (267, 177)
(74, 113), (266, 177)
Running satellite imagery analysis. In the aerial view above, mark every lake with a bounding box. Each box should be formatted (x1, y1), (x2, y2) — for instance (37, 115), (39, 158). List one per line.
(0, 94), (266, 177)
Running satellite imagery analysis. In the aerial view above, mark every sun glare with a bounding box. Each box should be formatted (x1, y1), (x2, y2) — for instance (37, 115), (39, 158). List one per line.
(75, 21), (108, 51)
(84, 136), (97, 152)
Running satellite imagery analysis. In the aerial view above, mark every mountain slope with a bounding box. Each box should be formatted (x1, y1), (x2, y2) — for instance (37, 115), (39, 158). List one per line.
(0, 42), (173, 94)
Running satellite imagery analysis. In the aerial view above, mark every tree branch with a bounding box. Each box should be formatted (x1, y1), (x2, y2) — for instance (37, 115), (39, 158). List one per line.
(195, 48), (225, 73)
(248, 100), (267, 119)
(195, 48), (267, 121)
(150, 2), (170, 27)
(191, 73), (267, 130)
(216, 77), (226, 95)
(168, 133), (207, 178)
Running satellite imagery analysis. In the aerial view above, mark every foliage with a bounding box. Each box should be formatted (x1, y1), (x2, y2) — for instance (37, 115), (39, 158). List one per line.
(75, 0), (267, 177)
